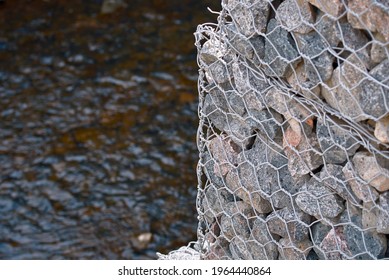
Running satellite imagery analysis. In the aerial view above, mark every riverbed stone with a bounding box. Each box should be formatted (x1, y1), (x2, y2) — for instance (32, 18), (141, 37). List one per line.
(276, 0), (315, 34)
(316, 120), (360, 164)
(374, 115), (389, 144)
(377, 192), (389, 234)
(342, 162), (379, 203)
(266, 207), (311, 242)
(347, 0), (389, 41)
(296, 177), (345, 218)
(278, 238), (312, 260)
(353, 151), (389, 192)
(223, 0), (270, 36)
(320, 164), (359, 202)
(263, 19), (301, 77)
(308, 0), (345, 17)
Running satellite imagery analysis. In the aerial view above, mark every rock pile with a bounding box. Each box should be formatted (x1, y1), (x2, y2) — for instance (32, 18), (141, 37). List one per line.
(195, 0), (389, 259)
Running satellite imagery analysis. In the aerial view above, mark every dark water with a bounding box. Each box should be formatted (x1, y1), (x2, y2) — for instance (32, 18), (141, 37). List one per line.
(0, 0), (219, 259)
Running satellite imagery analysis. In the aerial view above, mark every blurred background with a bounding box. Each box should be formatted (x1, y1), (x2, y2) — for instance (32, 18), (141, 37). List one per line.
(0, 0), (220, 259)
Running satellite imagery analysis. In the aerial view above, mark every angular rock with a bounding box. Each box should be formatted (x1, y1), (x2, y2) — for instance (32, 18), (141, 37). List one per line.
(295, 31), (334, 83)
(200, 37), (227, 65)
(320, 227), (350, 260)
(286, 62), (322, 100)
(371, 33), (388, 64)
(377, 192), (389, 234)
(229, 236), (252, 259)
(202, 90), (229, 131)
(353, 151), (389, 192)
(362, 202), (379, 230)
(203, 184), (235, 222)
(243, 90), (266, 114)
(203, 237), (232, 260)
(347, 0), (389, 41)
(296, 177), (345, 218)
(202, 152), (224, 187)
(225, 164), (273, 214)
(225, 114), (254, 147)
(316, 120), (360, 164)
(208, 135), (242, 177)
(335, 22), (372, 68)
(315, 12), (341, 47)
(276, 0), (315, 34)
(278, 238), (312, 260)
(265, 87), (313, 122)
(206, 60), (230, 85)
(308, 0), (345, 17)
(311, 222), (332, 259)
(250, 218), (279, 259)
(284, 125), (323, 176)
(223, 0), (270, 36)
(263, 19), (301, 77)
(320, 164), (359, 202)
(247, 109), (282, 140)
(266, 207), (311, 242)
(220, 201), (255, 240)
(342, 162), (379, 203)
(374, 115), (389, 144)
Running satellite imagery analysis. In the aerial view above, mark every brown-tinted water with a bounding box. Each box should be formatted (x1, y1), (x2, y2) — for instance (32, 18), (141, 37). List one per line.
(0, 0), (219, 259)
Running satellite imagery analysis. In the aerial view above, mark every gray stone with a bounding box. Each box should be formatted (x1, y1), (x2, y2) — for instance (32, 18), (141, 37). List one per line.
(296, 32), (334, 83)
(243, 90), (266, 113)
(225, 114), (254, 147)
(315, 12), (341, 47)
(347, 0), (389, 41)
(265, 87), (313, 122)
(362, 202), (379, 230)
(320, 164), (359, 202)
(225, 24), (265, 61)
(316, 120), (360, 164)
(220, 201), (255, 240)
(202, 152), (224, 187)
(320, 227), (350, 260)
(296, 177), (345, 218)
(203, 237), (232, 260)
(286, 62), (322, 100)
(371, 33), (388, 64)
(353, 151), (389, 192)
(225, 90), (247, 117)
(225, 163), (273, 214)
(206, 60), (230, 85)
(203, 184), (235, 222)
(263, 19), (301, 77)
(250, 219), (279, 259)
(247, 109), (282, 140)
(200, 37), (227, 65)
(342, 162), (379, 203)
(276, 0), (315, 34)
(308, 0), (345, 17)
(229, 236), (252, 259)
(311, 222), (332, 259)
(266, 207), (311, 242)
(374, 115), (389, 144)
(284, 125), (323, 176)
(278, 238), (312, 260)
(223, 0), (270, 36)
(377, 192), (389, 234)
(202, 90), (229, 131)
(336, 22), (372, 68)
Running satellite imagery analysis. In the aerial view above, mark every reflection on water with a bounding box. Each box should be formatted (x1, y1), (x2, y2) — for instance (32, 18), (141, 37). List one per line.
(0, 0), (219, 259)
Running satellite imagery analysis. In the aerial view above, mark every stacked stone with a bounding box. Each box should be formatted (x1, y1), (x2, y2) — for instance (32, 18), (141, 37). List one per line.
(195, 0), (389, 260)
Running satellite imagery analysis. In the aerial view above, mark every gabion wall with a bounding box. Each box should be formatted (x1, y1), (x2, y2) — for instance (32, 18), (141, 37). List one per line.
(193, 0), (389, 260)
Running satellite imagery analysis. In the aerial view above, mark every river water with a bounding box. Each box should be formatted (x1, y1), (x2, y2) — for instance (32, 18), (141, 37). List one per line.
(0, 0), (219, 259)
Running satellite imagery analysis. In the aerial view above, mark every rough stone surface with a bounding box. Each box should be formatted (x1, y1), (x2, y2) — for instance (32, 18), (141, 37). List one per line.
(320, 227), (350, 259)
(375, 115), (389, 144)
(220, 201), (255, 240)
(353, 152), (389, 192)
(311, 222), (333, 259)
(286, 62), (322, 100)
(206, 60), (230, 85)
(247, 109), (282, 140)
(203, 90), (229, 131)
(296, 177), (345, 218)
(203, 237), (232, 260)
(266, 207), (311, 242)
(362, 202), (379, 230)
(203, 184), (235, 223)
(308, 0), (345, 17)
(203, 152), (224, 187)
(347, 0), (389, 41)
(200, 37), (227, 65)
(250, 218), (279, 259)
(320, 164), (359, 202)
(315, 12), (341, 47)
(316, 120), (360, 164)
(263, 19), (301, 77)
(371, 33), (388, 64)
(342, 162), (379, 203)
(223, 0), (270, 36)
(276, 0), (315, 34)
(295, 32), (335, 83)
(229, 236), (252, 259)
(278, 238), (312, 260)
(377, 192), (389, 234)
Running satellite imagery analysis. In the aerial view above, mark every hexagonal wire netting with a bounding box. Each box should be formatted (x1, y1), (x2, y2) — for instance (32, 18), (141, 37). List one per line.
(159, 0), (389, 260)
